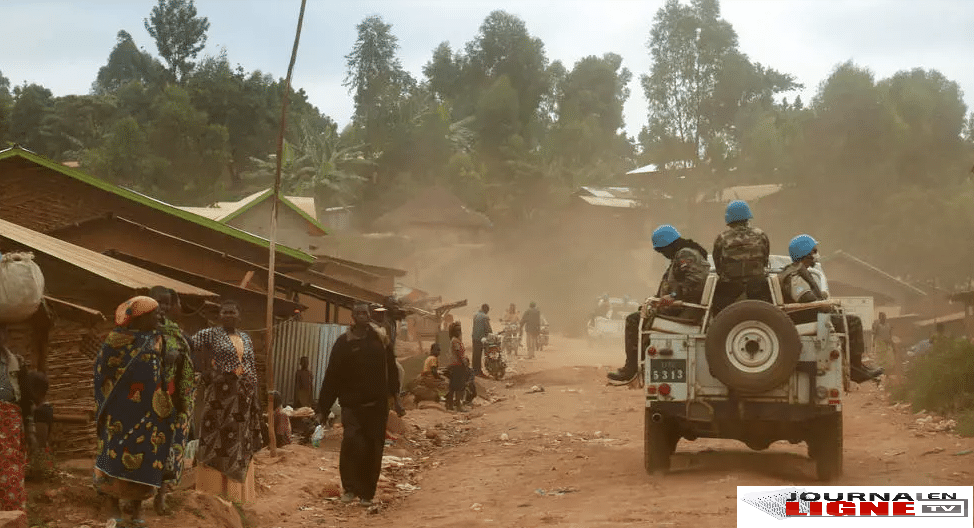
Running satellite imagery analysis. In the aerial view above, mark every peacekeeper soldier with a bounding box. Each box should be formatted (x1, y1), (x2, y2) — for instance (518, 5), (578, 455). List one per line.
(712, 200), (771, 313)
(780, 234), (883, 383)
(608, 225), (710, 383)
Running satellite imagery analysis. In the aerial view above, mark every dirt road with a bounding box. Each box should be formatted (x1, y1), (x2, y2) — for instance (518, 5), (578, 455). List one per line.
(365, 336), (974, 528)
(32, 336), (974, 527)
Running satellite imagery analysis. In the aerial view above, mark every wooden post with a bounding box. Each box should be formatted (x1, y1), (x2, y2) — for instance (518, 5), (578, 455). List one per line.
(266, 0), (308, 458)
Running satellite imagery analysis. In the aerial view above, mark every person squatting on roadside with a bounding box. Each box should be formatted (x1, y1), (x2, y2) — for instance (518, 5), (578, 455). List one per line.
(519, 302), (542, 359)
(712, 200), (771, 314)
(608, 225), (710, 383)
(316, 303), (401, 507)
(471, 304), (492, 378)
(780, 235), (884, 383)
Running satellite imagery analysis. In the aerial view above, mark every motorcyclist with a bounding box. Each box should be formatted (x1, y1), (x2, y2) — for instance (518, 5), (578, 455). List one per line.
(607, 225), (710, 382)
(779, 234), (883, 383)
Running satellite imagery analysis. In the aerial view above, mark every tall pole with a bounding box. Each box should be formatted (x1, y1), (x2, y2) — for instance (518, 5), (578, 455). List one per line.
(266, 0), (307, 458)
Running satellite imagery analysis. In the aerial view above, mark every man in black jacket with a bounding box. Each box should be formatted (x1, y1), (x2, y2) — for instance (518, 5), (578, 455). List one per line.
(317, 303), (401, 507)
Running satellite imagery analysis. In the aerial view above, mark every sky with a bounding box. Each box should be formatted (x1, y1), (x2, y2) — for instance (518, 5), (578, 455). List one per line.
(2, 0), (973, 139)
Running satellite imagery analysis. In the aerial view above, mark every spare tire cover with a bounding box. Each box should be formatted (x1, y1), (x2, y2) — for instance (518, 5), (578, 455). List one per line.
(705, 300), (802, 393)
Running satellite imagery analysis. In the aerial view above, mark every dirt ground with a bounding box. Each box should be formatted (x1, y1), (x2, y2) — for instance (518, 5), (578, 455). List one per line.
(28, 335), (974, 528)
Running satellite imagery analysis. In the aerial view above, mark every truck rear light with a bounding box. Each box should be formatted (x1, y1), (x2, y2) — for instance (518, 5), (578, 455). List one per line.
(829, 389), (839, 398)
(659, 384), (671, 396)
(659, 348), (673, 356)
(647, 346), (657, 356)
(647, 385), (657, 395)
(830, 350), (840, 360)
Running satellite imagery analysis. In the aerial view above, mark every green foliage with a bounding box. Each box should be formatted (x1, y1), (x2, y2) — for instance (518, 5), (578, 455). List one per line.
(956, 409), (974, 437)
(94, 30), (166, 93)
(0, 70), (11, 145)
(144, 0), (210, 82)
(640, 0), (798, 169)
(249, 117), (371, 208)
(9, 83), (56, 155)
(344, 14), (414, 141)
(894, 338), (974, 416)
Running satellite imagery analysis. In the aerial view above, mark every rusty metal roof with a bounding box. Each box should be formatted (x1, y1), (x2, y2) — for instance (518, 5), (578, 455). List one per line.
(0, 218), (217, 298)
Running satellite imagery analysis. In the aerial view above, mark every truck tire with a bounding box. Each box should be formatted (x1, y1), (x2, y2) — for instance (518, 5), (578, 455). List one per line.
(705, 300), (802, 393)
(644, 409), (675, 474)
(811, 412), (843, 481)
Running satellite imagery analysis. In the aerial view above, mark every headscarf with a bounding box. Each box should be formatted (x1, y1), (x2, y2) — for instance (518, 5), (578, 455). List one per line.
(114, 296), (159, 327)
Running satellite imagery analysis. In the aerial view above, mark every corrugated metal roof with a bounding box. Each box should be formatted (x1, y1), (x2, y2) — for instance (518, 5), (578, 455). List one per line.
(0, 218), (217, 298)
(0, 148), (314, 263)
(577, 195), (640, 208)
(697, 184), (784, 203)
(915, 311), (967, 327)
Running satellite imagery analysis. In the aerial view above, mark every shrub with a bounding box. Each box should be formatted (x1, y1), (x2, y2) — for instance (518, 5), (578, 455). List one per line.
(896, 337), (974, 415)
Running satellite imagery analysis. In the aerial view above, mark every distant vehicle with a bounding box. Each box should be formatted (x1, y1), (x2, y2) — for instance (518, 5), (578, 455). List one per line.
(587, 297), (640, 344)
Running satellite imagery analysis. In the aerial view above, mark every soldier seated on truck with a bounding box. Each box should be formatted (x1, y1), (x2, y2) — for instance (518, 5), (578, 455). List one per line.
(780, 234), (883, 383)
(608, 225), (710, 383)
(711, 200), (772, 314)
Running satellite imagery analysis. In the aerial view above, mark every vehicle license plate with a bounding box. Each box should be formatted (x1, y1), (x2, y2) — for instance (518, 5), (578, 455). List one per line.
(650, 359), (686, 383)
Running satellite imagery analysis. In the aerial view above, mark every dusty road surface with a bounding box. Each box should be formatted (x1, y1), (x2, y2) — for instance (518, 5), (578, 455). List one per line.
(30, 335), (974, 527)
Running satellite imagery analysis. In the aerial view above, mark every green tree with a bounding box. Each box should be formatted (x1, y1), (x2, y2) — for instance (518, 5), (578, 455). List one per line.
(144, 0), (210, 82)
(250, 117), (371, 208)
(464, 10), (550, 145)
(640, 0), (797, 170)
(47, 94), (119, 160)
(94, 30), (166, 93)
(0, 70), (11, 145)
(186, 53), (280, 186)
(423, 42), (462, 104)
(9, 83), (56, 155)
(344, 15), (414, 148)
(879, 68), (968, 186)
(145, 85), (229, 202)
(82, 116), (159, 188)
(549, 53), (633, 166)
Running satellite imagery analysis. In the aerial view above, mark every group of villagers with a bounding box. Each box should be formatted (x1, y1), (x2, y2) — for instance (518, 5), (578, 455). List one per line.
(94, 290), (262, 527)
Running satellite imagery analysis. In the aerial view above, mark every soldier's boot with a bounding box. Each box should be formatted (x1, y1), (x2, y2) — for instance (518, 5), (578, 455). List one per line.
(608, 313), (640, 383)
(445, 391), (455, 411)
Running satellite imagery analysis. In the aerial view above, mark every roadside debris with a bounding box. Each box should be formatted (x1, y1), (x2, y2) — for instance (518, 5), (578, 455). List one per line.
(535, 487), (579, 497)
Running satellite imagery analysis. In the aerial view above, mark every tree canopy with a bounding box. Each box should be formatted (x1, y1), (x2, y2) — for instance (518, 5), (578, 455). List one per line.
(2, 0), (972, 285)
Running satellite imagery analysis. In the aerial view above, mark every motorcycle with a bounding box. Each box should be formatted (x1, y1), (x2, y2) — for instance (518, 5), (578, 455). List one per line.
(481, 333), (507, 380)
(501, 323), (521, 359)
(538, 323), (550, 351)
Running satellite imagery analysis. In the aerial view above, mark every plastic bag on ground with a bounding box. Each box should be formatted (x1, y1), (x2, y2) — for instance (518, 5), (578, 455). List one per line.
(0, 252), (44, 323)
(311, 425), (325, 448)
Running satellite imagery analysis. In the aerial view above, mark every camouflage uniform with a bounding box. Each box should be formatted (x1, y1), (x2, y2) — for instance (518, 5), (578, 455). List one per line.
(712, 223), (771, 312)
(777, 261), (869, 375)
(619, 246), (709, 379)
(657, 247), (711, 303)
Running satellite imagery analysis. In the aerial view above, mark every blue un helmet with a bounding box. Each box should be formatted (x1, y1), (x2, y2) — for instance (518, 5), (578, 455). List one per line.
(788, 234), (819, 262)
(725, 200), (753, 224)
(651, 224), (681, 249)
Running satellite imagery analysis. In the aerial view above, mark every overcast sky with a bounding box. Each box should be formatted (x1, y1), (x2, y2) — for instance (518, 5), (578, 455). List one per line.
(3, 0), (973, 138)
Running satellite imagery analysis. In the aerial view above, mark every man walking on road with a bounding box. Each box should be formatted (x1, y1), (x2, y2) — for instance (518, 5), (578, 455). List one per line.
(520, 302), (542, 359)
(472, 304), (492, 378)
(316, 303), (402, 507)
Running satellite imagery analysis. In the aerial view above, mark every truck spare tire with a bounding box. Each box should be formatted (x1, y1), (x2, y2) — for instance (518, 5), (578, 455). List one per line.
(705, 300), (801, 393)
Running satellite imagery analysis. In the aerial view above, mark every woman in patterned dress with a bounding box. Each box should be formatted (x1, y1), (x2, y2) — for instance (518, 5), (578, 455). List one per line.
(0, 327), (26, 513)
(191, 299), (262, 501)
(148, 287), (195, 515)
(93, 296), (169, 527)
